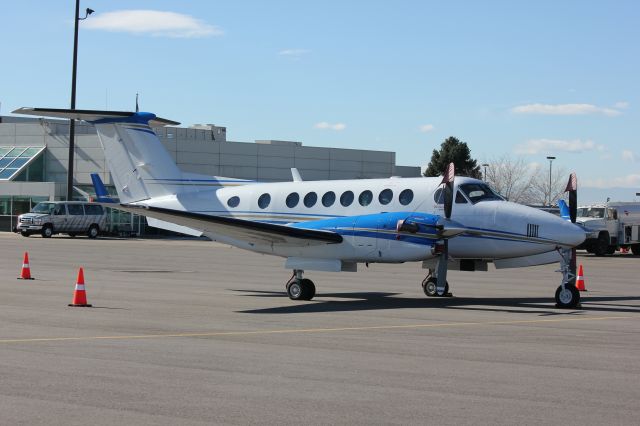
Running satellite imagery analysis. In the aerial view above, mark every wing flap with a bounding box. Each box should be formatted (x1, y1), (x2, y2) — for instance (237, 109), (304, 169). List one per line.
(115, 204), (342, 246)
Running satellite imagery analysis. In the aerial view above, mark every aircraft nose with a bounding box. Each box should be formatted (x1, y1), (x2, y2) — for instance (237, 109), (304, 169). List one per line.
(555, 220), (586, 248)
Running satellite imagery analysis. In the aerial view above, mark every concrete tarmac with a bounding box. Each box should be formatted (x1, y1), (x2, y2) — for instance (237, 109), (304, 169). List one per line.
(1, 233), (639, 425)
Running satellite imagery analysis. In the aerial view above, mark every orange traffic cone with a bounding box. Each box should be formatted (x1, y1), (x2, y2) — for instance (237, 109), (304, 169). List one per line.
(68, 267), (92, 307)
(17, 252), (34, 280)
(575, 264), (587, 291)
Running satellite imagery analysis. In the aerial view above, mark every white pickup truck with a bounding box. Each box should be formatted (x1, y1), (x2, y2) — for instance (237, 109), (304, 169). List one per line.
(576, 202), (640, 256)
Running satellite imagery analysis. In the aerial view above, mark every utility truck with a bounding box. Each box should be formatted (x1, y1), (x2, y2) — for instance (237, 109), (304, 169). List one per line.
(576, 202), (640, 256)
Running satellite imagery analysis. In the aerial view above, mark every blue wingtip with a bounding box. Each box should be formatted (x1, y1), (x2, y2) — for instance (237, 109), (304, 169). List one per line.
(90, 173), (115, 203)
(557, 199), (570, 220)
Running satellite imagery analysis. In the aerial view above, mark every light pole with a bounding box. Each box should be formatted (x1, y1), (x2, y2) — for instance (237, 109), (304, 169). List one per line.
(546, 156), (556, 206)
(482, 163), (489, 181)
(67, 2), (94, 200)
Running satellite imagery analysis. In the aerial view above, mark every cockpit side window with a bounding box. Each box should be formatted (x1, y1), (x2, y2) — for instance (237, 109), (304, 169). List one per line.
(433, 188), (444, 205)
(459, 183), (504, 204)
(455, 191), (468, 204)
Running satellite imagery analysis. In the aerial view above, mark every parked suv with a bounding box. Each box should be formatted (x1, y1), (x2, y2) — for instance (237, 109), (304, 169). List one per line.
(16, 201), (107, 238)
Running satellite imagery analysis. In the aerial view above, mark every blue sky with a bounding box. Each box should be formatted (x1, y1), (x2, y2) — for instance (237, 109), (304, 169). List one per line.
(1, 0), (638, 203)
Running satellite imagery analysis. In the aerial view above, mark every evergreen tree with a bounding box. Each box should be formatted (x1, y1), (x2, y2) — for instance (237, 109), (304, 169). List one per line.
(424, 137), (482, 178)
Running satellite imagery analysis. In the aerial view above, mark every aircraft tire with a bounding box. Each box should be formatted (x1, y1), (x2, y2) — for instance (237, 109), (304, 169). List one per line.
(287, 279), (315, 300)
(555, 285), (580, 309)
(423, 278), (448, 297)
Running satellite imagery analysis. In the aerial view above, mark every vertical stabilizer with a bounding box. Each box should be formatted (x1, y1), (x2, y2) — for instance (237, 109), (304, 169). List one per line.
(93, 115), (183, 203)
(11, 108), (183, 204)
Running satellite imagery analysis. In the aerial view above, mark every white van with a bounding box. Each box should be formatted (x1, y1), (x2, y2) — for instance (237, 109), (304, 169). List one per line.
(16, 201), (107, 238)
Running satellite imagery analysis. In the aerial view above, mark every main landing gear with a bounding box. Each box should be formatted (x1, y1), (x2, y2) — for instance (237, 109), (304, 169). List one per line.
(421, 270), (452, 297)
(554, 248), (581, 309)
(286, 270), (316, 301)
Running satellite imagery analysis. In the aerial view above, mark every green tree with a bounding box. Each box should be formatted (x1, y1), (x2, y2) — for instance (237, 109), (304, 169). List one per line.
(424, 136), (482, 178)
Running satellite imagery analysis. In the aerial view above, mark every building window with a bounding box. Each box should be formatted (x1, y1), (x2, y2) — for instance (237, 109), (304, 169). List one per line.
(227, 196), (240, 208)
(286, 192), (299, 208)
(258, 193), (271, 209)
(340, 191), (354, 207)
(304, 192), (317, 208)
(322, 191), (336, 207)
(379, 189), (393, 205)
(359, 190), (373, 206)
(399, 189), (414, 206)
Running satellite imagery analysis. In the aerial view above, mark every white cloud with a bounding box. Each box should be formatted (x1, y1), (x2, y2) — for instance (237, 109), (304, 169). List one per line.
(419, 124), (435, 133)
(583, 174), (640, 189)
(622, 150), (637, 162)
(614, 101), (629, 109)
(314, 122), (346, 131)
(278, 49), (310, 57)
(84, 10), (223, 38)
(514, 138), (606, 155)
(511, 103), (622, 117)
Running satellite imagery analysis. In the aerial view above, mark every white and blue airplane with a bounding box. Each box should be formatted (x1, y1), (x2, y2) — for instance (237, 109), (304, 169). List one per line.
(14, 108), (586, 308)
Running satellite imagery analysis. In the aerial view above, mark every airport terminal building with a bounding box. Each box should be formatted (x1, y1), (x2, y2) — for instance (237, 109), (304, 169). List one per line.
(0, 116), (420, 233)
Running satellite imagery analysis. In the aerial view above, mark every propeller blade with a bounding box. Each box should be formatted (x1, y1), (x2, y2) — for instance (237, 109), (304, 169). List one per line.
(441, 163), (455, 219)
(564, 172), (577, 224)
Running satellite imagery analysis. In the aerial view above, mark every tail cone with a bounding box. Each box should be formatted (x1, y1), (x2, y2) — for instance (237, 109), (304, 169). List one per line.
(68, 267), (92, 307)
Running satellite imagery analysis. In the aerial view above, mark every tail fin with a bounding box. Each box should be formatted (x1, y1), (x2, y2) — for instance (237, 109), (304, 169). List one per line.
(90, 173), (116, 202)
(557, 199), (571, 220)
(13, 108), (182, 204)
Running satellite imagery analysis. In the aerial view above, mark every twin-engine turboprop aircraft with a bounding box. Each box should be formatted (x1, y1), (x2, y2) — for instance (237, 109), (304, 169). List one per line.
(14, 108), (586, 308)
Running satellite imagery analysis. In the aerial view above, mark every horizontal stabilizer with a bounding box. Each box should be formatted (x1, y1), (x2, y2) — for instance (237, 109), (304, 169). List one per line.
(12, 107), (180, 127)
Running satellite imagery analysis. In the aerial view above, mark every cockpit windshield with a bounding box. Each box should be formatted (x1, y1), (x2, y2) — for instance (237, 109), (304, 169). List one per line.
(576, 207), (604, 218)
(31, 202), (55, 214)
(458, 183), (504, 204)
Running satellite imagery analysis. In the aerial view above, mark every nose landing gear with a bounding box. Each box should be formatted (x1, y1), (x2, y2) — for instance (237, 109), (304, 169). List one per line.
(555, 248), (581, 309)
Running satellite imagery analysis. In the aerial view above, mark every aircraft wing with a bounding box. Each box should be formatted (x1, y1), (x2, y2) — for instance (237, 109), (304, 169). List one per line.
(114, 204), (343, 246)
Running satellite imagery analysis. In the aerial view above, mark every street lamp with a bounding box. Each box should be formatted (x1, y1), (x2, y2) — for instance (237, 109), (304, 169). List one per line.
(482, 163), (489, 181)
(67, 2), (94, 200)
(546, 156), (556, 206)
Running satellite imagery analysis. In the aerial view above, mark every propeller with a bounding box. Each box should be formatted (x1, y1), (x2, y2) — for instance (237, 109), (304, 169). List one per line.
(564, 172), (578, 286)
(442, 162), (455, 219)
(437, 163), (455, 294)
(565, 172), (577, 223)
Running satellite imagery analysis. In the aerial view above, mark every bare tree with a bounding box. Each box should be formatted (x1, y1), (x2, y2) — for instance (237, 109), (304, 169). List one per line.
(484, 155), (537, 204)
(529, 165), (568, 206)
(484, 155), (567, 205)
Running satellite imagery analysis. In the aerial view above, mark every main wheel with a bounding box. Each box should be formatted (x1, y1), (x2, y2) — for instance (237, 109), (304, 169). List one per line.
(41, 225), (53, 238)
(422, 277), (449, 297)
(87, 225), (99, 239)
(555, 285), (581, 309)
(286, 278), (316, 300)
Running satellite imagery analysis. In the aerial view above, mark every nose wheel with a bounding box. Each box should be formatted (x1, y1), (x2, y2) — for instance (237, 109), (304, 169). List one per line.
(555, 248), (581, 309)
(555, 284), (580, 308)
(286, 270), (316, 301)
